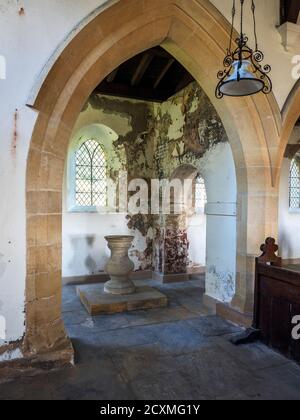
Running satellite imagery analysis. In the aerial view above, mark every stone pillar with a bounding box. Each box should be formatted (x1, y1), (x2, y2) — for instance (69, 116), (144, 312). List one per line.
(217, 188), (279, 326)
(25, 188), (74, 362)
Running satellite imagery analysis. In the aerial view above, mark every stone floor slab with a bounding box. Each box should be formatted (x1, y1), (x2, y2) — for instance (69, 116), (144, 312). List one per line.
(2, 278), (300, 400)
(130, 371), (211, 400)
(77, 284), (168, 315)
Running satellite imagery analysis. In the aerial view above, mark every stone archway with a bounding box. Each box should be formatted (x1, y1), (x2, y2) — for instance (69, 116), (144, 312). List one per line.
(25, 0), (281, 360)
(279, 78), (300, 181)
(277, 79), (300, 265)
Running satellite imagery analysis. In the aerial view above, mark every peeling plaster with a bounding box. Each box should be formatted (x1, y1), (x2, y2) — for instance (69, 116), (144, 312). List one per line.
(126, 214), (155, 271)
(64, 82), (232, 279)
(206, 265), (235, 303)
(153, 83), (228, 179)
(0, 347), (23, 363)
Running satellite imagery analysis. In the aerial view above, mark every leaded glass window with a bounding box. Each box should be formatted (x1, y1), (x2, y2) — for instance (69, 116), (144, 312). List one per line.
(289, 157), (300, 209)
(75, 140), (107, 207)
(195, 176), (207, 211)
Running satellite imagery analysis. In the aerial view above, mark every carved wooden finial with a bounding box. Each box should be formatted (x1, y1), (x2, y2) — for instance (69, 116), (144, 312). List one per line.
(257, 237), (282, 266)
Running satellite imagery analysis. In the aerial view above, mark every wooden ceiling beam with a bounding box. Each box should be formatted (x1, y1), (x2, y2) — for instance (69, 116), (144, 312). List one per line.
(95, 80), (172, 102)
(131, 53), (154, 86)
(94, 47), (195, 103)
(175, 72), (194, 93)
(149, 47), (172, 59)
(154, 58), (175, 90)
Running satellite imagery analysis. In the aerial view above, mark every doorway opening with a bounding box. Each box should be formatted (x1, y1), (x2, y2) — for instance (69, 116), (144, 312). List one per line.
(60, 46), (237, 350)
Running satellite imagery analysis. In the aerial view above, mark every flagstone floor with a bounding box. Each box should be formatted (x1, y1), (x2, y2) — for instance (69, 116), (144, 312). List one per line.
(1, 277), (300, 400)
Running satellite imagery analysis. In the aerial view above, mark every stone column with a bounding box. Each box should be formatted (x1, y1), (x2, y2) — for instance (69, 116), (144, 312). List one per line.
(217, 187), (279, 326)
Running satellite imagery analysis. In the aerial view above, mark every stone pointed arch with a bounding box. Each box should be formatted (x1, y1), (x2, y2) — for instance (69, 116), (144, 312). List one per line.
(279, 78), (300, 176)
(25, 0), (281, 359)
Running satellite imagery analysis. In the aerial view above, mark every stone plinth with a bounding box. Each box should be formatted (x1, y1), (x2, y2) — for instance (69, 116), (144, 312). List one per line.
(77, 284), (168, 315)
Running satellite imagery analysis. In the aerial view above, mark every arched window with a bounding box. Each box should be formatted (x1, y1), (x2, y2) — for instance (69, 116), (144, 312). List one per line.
(195, 176), (207, 212)
(289, 157), (300, 209)
(75, 140), (107, 207)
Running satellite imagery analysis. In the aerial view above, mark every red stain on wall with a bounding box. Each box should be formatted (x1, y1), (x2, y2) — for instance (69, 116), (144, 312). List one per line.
(11, 109), (18, 157)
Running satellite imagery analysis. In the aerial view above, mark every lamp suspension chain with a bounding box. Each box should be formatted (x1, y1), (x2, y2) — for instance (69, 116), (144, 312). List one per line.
(240, 0), (245, 37)
(215, 0), (272, 98)
(251, 0), (258, 51)
(238, 0), (245, 69)
(228, 0), (236, 54)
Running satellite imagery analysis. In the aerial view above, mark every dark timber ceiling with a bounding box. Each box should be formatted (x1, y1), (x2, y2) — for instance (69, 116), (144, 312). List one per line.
(94, 47), (195, 102)
(280, 0), (300, 24)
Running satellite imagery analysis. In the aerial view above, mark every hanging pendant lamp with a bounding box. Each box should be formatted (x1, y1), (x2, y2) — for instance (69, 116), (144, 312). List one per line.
(216, 0), (272, 99)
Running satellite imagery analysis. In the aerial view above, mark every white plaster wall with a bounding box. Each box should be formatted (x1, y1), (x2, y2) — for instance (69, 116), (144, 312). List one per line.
(0, 0), (294, 345)
(62, 212), (131, 278)
(62, 209), (150, 277)
(205, 212), (237, 302)
(187, 213), (206, 267)
(0, 0), (111, 344)
(201, 143), (237, 303)
(279, 158), (300, 260)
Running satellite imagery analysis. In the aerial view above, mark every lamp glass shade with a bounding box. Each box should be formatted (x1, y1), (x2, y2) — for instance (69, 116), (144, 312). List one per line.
(219, 60), (264, 97)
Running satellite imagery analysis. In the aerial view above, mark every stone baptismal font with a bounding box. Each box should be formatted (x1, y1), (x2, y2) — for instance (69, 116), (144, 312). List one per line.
(104, 236), (136, 295)
(77, 235), (167, 315)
